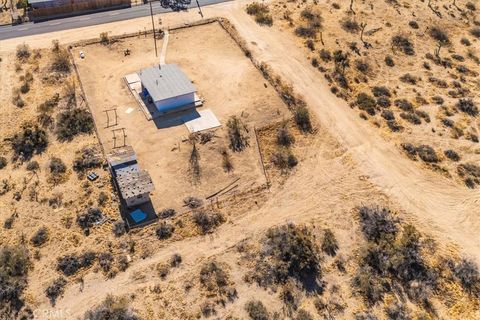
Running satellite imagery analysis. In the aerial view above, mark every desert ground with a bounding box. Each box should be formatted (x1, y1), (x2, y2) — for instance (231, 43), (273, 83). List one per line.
(1, 0), (480, 319)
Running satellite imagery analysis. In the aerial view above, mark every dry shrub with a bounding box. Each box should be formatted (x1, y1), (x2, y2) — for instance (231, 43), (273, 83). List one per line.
(0, 245), (30, 317)
(456, 98), (478, 116)
(277, 124), (295, 147)
(57, 251), (96, 276)
(321, 229), (338, 256)
(37, 93), (60, 113)
(399, 112), (421, 125)
(295, 8), (322, 38)
(227, 116), (249, 152)
(30, 227), (48, 247)
(372, 86), (391, 98)
(45, 277), (66, 306)
(294, 105), (312, 132)
(246, 224), (322, 290)
(200, 261), (231, 293)
(246, 2), (273, 26)
(272, 149), (298, 170)
(0, 157), (6, 170)
(183, 196), (203, 209)
(193, 211), (225, 234)
(49, 157), (66, 175)
(56, 108), (94, 141)
(470, 27), (480, 38)
(453, 258), (480, 297)
(98, 252), (113, 274)
(84, 295), (139, 320)
(156, 222), (175, 240)
(16, 44), (30, 61)
(73, 145), (103, 173)
(341, 18), (360, 33)
(220, 148), (233, 172)
(355, 207), (438, 306)
(392, 35), (415, 55)
(51, 48), (71, 73)
(444, 149), (460, 162)
(457, 163), (480, 188)
(428, 26), (450, 44)
(112, 221), (126, 237)
(11, 122), (48, 161)
(358, 206), (399, 243)
(385, 55), (395, 67)
(76, 207), (103, 232)
(394, 99), (413, 112)
(158, 208), (176, 219)
(245, 300), (269, 320)
(356, 93), (376, 115)
(416, 145), (438, 163)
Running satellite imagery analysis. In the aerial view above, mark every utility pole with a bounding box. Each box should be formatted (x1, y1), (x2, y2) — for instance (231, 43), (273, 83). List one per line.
(149, 1), (158, 57)
(196, 0), (203, 18)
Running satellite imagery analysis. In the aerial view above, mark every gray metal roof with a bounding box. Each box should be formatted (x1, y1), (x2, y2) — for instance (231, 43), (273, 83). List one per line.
(138, 64), (196, 102)
(107, 146), (137, 167)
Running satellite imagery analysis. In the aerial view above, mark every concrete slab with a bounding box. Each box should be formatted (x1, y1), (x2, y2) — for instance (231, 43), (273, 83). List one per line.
(125, 73), (141, 84)
(184, 109), (221, 133)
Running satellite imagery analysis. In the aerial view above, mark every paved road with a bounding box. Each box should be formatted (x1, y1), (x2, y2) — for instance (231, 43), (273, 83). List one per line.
(0, 0), (228, 41)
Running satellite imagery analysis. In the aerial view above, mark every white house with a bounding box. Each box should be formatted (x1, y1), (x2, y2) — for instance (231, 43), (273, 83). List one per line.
(138, 64), (197, 114)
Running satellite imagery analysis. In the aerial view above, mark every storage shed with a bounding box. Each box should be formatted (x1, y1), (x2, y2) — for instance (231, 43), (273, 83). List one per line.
(107, 146), (154, 208)
(138, 64), (197, 115)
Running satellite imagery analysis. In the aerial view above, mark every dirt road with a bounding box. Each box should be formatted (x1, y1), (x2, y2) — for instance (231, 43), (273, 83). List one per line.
(222, 3), (480, 259)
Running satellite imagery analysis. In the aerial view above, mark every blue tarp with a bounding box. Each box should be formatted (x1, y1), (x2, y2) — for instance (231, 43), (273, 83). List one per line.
(130, 209), (147, 223)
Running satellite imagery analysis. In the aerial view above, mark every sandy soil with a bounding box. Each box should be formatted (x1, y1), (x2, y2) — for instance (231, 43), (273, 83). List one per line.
(1, 0), (480, 319)
(72, 21), (289, 211)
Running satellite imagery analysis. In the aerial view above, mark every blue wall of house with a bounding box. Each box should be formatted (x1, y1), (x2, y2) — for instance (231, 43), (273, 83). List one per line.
(154, 93), (195, 114)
